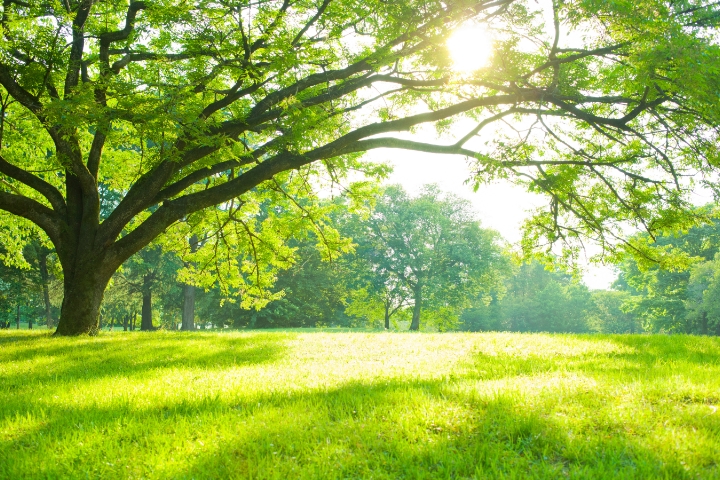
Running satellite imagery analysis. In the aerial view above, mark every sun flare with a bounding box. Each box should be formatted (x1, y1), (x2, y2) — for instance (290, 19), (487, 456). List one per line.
(447, 24), (493, 73)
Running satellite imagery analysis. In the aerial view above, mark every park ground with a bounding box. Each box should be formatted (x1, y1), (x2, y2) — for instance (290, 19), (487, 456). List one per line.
(0, 330), (719, 479)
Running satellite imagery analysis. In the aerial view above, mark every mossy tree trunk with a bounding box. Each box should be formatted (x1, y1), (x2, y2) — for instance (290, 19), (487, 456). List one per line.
(54, 258), (115, 336)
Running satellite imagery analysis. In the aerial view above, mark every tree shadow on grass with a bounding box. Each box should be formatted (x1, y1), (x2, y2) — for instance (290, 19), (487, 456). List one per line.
(170, 377), (720, 480)
(2, 333), (719, 479)
(3, 376), (716, 480)
(463, 334), (720, 382)
(608, 334), (720, 364)
(0, 331), (291, 391)
(0, 330), (53, 346)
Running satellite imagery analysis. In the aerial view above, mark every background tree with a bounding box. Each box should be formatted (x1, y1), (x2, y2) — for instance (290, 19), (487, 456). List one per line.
(506, 263), (592, 333)
(228, 235), (356, 329)
(352, 185), (507, 331)
(587, 290), (642, 334)
(614, 216), (720, 334)
(180, 235), (200, 331)
(24, 241), (55, 328)
(0, 246), (47, 328)
(116, 246), (182, 331)
(343, 206), (412, 330)
(101, 275), (140, 331)
(2, 0), (720, 334)
(345, 276), (411, 330)
(683, 257), (720, 336)
(461, 261), (593, 333)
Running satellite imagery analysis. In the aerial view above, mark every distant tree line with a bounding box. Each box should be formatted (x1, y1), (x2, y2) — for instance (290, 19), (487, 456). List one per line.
(2, 186), (720, 335)
(460, 262), (642, 334)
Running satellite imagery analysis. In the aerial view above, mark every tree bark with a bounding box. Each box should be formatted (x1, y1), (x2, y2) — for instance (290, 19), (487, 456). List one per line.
(28, 314), (32, 329)
(55, 264), (113, 336)
(181, 234), (199, 331)
(140, 276), (154, 331)
(15, 305), (19, 329)
(123, 314), (128, 331)
(38, 253), (53, 328)
(181, 284), (196, 331)
(409, 286), (422, 331)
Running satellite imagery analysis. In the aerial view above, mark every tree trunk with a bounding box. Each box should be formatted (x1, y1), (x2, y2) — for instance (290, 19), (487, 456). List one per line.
(55, 266), (113, 336)
(181, 284), (196, 331)
(16, 305), (20, 329)
(123, 314), (128, 331)
(140, 278), (154, 331)
(28, 315), (32, 330)
(384, 301), (390, 330)
(181, 235), (199, 331)
(38, 253), (53, 328)
(409, 287), (422, 331)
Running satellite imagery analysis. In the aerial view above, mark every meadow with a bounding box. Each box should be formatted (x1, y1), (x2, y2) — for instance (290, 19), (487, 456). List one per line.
(0, 330), (718, 479)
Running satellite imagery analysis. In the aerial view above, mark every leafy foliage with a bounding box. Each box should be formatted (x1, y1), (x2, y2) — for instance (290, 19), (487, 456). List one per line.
(346, 185), (508, 330)
(3, 0), (720, 334)
(615, 215), (720, 334)
(461, 261), (594, 333)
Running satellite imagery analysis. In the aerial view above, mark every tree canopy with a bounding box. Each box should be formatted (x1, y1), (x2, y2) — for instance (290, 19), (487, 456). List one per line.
(347, 184), (507, 331)
(460, 260), (596, 333)
(1, 0), (720, 334)
(615, 214), (720, 334)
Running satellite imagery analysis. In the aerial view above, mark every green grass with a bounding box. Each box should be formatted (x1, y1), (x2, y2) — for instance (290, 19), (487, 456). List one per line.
(1, 330), (719, 479)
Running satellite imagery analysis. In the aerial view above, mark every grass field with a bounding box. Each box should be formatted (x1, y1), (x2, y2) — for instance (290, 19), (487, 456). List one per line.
(0, 330), (719, 479)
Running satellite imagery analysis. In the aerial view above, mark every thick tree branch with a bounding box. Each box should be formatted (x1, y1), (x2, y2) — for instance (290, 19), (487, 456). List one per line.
(98, 2), (147, 46)
(547, 95), (666, 131)
(0, 191), (61, 244)
(107, 91), (539, 261)
(154, 158), (255, 202)
(102, 0), (515, 249)
(0, 63), (44, 116)
(0, 154), (66, 214)
(87, 130), (106, 179)
(524, 43), (630, 80)
(64, 0), (93, 96)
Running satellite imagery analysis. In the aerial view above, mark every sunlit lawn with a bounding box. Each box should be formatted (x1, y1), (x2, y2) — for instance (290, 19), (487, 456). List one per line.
(1, 330), (718, 479)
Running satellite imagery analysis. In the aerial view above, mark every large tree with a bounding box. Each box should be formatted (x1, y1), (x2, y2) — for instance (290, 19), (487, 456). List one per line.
(1, 0), (719, 334)
(353, 185), (507, 331)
